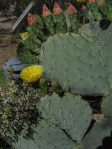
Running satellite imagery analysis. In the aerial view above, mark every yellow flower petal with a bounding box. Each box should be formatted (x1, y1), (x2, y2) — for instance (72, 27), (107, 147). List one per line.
(20, 65), (44, 83)
(20, 32), (29, 41)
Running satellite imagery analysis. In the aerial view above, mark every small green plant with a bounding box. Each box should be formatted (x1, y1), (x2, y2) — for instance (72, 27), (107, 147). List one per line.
(0, 70), (9, 87)
(0, 80), (40, 142)
(17, 45), (38, 64)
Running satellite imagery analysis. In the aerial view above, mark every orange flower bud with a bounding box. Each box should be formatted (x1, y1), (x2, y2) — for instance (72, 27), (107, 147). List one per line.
(88, 0), (96, 3)
(53, 2), (63, 15)
(42, 4), (51, 17)
(27, 13), (36, 26)
(67, 4), (77, 15)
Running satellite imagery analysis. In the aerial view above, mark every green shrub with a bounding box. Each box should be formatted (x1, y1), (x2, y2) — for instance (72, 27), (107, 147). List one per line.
(17, 46), (38, 64)
(0, 70), (9, 87)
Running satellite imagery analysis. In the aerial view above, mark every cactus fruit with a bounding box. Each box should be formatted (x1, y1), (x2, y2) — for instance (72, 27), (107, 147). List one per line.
(38, 93), (92, 140)
(40, 23), (112, 96)
(14, 120), (77, 149)
(82, 118), (112, 149)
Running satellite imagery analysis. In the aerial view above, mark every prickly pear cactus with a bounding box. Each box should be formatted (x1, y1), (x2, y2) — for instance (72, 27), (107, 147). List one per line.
(82, 118), (112, 149)
(81, 90), (112, 149)
(14, 2), (112, 148)
(38, 93), (92, 140)
(14, 120), (77, 149)
(40, 23), (112, 96)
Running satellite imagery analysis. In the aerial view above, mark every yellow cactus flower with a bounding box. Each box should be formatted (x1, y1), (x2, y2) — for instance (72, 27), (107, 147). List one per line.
(20, 65), (44, 83)
(20, 32), (29, 41)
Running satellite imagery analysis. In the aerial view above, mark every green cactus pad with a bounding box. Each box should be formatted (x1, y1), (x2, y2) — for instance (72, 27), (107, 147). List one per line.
(82, 118), (112, 149)
(14, 120), (77, 149)
(40, 24), (112, 96)
(38, 93), (92, 140)
(102, 93), (112, 117)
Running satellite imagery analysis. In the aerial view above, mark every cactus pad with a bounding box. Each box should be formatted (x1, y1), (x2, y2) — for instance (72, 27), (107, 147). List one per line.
(38, 93), (92, 140)
(82, 118), (112, 149)
(14, 120), (77, 149)
(102, 93), (112, 117)
(40, 24), (112, 96)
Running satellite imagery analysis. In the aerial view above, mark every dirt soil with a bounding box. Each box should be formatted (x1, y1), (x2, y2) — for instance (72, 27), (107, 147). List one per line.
(0, 20), (18, 69)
